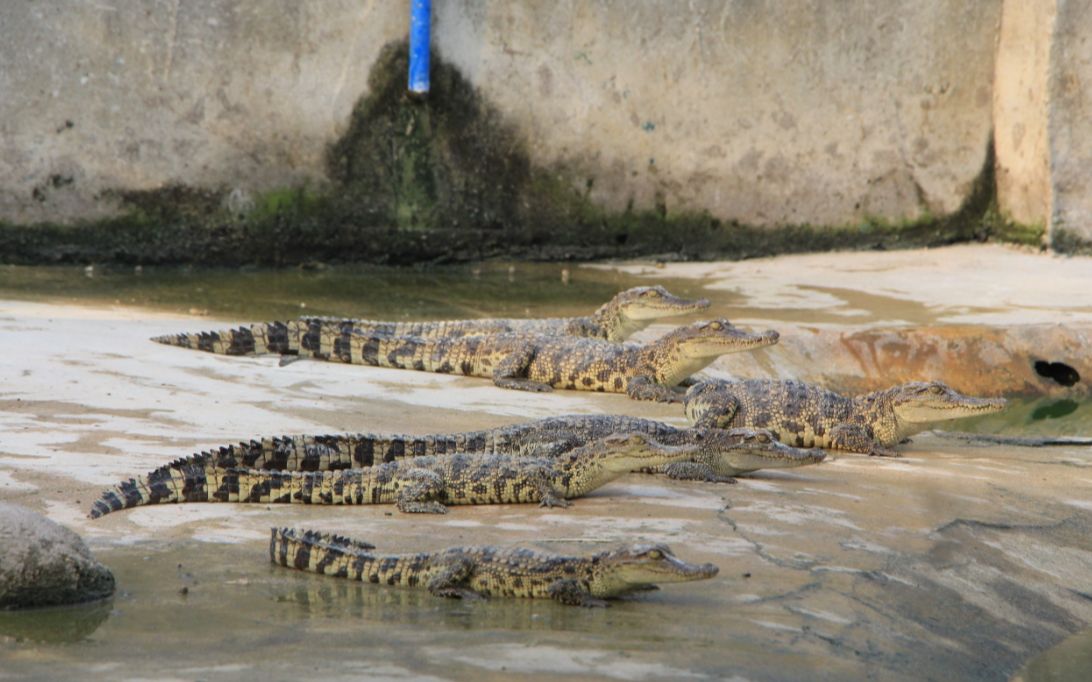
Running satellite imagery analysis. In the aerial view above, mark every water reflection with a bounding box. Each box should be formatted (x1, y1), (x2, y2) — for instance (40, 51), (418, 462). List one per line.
(0, 598), (113, 643)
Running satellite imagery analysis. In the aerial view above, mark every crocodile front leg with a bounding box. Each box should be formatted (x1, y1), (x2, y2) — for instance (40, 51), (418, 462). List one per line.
(626, 376), (683, 403)
(426, 557), (483, 600)
(395, 469), (449, 513)
(547, 579), (609, 607)
(491, 345), (553, 392)
(528, 465), (572, 508)
(661, 461), (737, 484)
(829, 424), (897, 457)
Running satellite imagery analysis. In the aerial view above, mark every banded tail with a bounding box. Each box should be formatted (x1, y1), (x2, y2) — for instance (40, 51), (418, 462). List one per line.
(113, 430), (524, 497)
(151, 318), (358, 360)
(88, 464), (385, 519)
(270, 527), (379, 577)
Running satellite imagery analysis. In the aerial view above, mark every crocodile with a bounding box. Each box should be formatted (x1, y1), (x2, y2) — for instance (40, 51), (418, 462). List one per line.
(684, 379), (1007, 456)
(126, 416), (826, 498)
(336, 320), (777, 401)
(271, 527), (719, 607)
(88, 433), (700, 518)
(151, 285), (710, 357)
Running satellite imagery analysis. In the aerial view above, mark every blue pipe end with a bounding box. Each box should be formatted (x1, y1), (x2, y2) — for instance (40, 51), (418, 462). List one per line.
(409, 0), (431, 94)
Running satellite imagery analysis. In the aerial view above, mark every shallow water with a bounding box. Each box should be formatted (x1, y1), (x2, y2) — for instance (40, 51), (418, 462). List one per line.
(0, 257), (984, 327)
(1015, 627), (1092, 682)
(0, 540), (828, 681)
(0, 262), (686, 322)
(957, 396), (1092, 437)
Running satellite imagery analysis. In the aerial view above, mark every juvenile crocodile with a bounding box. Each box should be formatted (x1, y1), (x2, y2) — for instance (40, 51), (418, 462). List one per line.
(342, 320), (777, 402)
(151, 286), (710, 356)
(271, 527), (718, 607)
(133, 415), (826, 490)
(88, 433), (698, 518)
(684, 379), (1007, 456)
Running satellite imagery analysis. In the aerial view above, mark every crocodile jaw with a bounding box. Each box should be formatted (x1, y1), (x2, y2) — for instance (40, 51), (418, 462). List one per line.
(895, 390), (1004, 423)
(590, 545), (720, 596)
(715, 443), (827, 476)
(602, 442), (700, 474)
(611, 293), (711, 340)
(622, 554), (720, 584)
(621, 292), (712, 321)
(683, 327), (780, 359)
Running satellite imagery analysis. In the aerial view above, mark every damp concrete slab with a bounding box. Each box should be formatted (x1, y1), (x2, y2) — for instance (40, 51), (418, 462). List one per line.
(609, 244), (1092, 397)
(1, 245), (1091, 680)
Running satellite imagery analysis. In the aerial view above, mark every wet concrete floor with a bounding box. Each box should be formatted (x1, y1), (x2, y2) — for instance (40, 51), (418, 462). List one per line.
(0, 244), (1090, 680)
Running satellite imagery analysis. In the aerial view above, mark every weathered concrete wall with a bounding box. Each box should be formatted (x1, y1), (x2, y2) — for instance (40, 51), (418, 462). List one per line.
(993, 0), (1054, 229)
(433, 1), (1000, 226)
(1049, 0), (1092, 247)
(1, 0), (1003, 235)
(6, 1), (1091, 255)
(0, 1), (403, 223)
(993, 0), (1092, 249)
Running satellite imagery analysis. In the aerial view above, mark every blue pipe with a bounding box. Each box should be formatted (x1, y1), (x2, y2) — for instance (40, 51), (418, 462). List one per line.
(408, 0), (431, 94)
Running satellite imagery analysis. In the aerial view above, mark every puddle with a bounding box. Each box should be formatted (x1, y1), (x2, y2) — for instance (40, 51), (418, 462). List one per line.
(0, 261), (707, 323)
(1014, 626), (1092, 682)
(955, 397), (1092, 438)
(0, 540), (826, 681)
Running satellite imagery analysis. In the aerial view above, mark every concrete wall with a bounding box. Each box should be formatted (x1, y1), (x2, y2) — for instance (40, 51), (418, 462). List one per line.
(0, 1), (403, 223)
(993, 0), (1092, 247)
(0, 1), (1085, 250)
(1049, 0), (1092, 246)
(433, 1), (999, 226)
(993, 0), (1054, 229)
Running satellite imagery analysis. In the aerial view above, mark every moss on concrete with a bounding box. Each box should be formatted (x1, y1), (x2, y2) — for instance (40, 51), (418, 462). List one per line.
(1050, 228), (1092, 255)
(0, 42), (1047, 266)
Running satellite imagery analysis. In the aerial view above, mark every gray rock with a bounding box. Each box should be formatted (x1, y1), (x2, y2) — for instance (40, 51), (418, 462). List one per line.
(0, 503), (115, 609)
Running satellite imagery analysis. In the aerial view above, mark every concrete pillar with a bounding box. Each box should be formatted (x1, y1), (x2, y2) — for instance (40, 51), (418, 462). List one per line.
(1049, 0), (1092, 249)
(993, 0), (1054, 233)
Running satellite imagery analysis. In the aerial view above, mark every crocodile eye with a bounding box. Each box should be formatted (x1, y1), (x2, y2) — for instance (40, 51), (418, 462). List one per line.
(646, 549), (663, 560)
(929, 384), (943, 394)
(757, 433), (770, 443)
(709, 322), (722, 330)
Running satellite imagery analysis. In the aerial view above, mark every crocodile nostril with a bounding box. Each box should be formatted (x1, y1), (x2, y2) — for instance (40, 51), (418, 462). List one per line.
(1033, 360), (1080, 387)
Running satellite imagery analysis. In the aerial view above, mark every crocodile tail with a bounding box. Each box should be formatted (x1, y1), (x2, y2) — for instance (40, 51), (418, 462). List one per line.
(129, 432), (491, 486)
(88, 456), (227, 518)
(270, 527), (379, 575)
(89, 462), (383, 518)
(151, 321), (302, 355)
(147, 436), (361, 474)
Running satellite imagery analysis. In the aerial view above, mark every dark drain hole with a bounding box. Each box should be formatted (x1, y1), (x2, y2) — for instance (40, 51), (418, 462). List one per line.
(1033, 360), (1080, 387)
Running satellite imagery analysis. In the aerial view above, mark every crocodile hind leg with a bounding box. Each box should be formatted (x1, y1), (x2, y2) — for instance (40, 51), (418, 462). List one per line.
(395, 469), (449, 513)
(625, 375), (683, 403)
(661, 461), (737, 484)
(691, 395), (740, 429)
(427, 557), (483, 600)
(547, 579), (609, 607)
(829, 424), (898, 457)
(491, 346), (552, 392)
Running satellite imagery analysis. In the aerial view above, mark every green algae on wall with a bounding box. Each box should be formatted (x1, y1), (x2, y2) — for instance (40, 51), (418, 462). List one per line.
(0, 42), (1035, 266)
